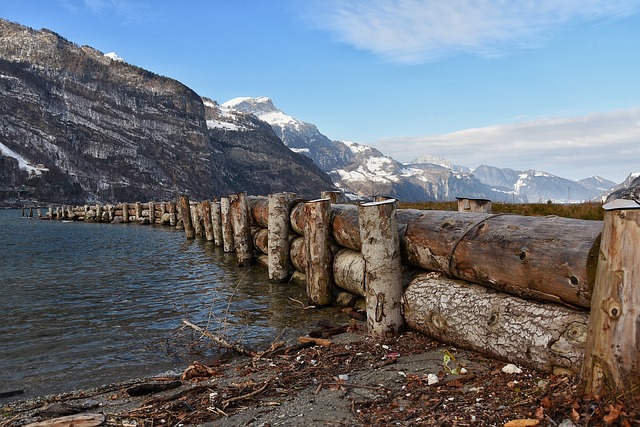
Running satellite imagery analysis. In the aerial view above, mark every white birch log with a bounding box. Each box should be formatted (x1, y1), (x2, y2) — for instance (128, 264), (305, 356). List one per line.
(581, 205), (640, 399)
(303, 198), (332, 306)
(333, 248), (365, 297)
(220, 197), (235, 252)
(268, 192), (295, 282)
(229, 192), (254, 266)
(403, 272), (589, 373)
(359, 199), (404, 336)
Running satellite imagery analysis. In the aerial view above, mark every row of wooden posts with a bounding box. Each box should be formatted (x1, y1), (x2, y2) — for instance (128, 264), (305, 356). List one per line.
(41, 191), (639, 402)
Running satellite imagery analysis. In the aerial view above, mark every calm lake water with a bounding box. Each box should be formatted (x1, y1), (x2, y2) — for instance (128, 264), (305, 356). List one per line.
(0, 209), (345, 400)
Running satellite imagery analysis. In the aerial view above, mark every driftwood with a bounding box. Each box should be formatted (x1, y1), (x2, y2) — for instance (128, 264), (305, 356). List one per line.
(403, 272), (589, 373)
(182, 319), (257, 357)
(582, 207), (640, 399)
(23, 414), (105, 427)
(359, 200), (404, 336)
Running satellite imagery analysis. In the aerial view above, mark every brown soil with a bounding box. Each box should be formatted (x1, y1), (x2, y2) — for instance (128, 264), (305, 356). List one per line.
(2, 321), (638, 427)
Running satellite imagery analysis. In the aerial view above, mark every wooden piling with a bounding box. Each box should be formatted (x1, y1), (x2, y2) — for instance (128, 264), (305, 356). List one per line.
(303, 198), (333, 306)
(229, 192), (254, 266)
(121, 202), (129, 223)
(581, 201), (640, 400)
(220, 197), (235, 253)
(192, 202), (204, 237)
(268, 192), (295, 282)
(211, 201), (223, 246)
(180, 195), (195, 239)
(359, 199), (404, 336)
(201, 200), (214, 241)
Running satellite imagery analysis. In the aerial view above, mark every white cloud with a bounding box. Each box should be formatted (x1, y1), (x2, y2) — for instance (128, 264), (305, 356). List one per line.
(303, 0), (640, 64)
(373, 108), (640, 183)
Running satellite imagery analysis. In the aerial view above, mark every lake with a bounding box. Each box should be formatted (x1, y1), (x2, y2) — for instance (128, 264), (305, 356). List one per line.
(0, 209), (345, 399)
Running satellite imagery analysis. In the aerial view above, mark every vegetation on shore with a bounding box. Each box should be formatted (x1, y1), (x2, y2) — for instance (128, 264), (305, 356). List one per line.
(398, 201), (605, 221)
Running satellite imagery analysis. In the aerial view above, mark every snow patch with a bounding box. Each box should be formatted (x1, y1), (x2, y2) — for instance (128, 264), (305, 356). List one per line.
(0, 142), (48, 175)
(104, 52), (125, 62)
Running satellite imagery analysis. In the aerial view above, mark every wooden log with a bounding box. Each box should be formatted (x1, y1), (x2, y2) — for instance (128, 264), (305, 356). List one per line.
(303, 199), (333, 306)
(321, 190), (347, 204)
(180, 195), (195, 239)
(121, 202), (129, 223)
(268, 192), (296, 282)
(249, 195), (269, 228)
(331, 204), (362, 251)
(168, 201), (177, 226)
(148, 201), (155, 222)
(359, 199), (404, 336)
(290, 270), (306, 286)
(211, 201), (223, 246)
(134, 202), (142, 221)
(253, 227), (268, 255)
(457, 197), (492, 213)
(192, 202), (204, 236)
(229, 192), (254, 265)
(290, 202), (305, 235)
(290, 236), (306, 273)
(23, 413), (106, 427)
(403, 210), (601, 308)
(220, 197), (235, 252)
(403, 272), (589, 373)
(201, 200), (214, 241)
(581, 204), (640, 399)
(333, 248), (365, 296)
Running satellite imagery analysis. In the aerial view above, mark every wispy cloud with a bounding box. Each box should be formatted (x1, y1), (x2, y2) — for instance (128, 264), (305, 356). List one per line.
(374, 108), (640, 182)
(302, 0), (640, 64)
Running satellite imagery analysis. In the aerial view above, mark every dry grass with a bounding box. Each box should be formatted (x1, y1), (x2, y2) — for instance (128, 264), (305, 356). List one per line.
(398, 201), (605, 221)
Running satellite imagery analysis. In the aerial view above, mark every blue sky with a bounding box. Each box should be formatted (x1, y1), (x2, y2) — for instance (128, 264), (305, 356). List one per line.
(1, 0), (639, 183)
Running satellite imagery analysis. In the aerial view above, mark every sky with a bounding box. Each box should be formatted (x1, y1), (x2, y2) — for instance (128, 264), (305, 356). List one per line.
(1, 0), (639, 183)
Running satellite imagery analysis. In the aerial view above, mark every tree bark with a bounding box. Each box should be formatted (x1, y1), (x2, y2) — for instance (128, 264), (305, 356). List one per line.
(403, 272), (589, 373)
(229, 192), (254, 266)
(253, 227), (268, 255)
(581, 207), (640, 400)
(359, 199), (404, 336)
(249, 196), (269, 228)
(211, 201), (223, 246)
(220, 197), (235, 253)
(191, 202), (204, 237)
(268, 192), (295, 282)
(180, 195), (195, 239)
(201, 200), (214, 241)
(457, 197), (492, 213)
(333, 248), (365, 296)
(290, 236), (306, 274)
(303, 199), (333, 306)
(121, 202), (129, 223)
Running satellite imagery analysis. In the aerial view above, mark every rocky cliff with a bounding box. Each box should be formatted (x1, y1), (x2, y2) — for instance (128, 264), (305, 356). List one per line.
(0, 20), (333, 205)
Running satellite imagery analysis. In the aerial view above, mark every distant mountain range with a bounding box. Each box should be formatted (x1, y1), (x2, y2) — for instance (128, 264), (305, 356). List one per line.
(220, 96), (623, 203)
(0, 19), (634, 206)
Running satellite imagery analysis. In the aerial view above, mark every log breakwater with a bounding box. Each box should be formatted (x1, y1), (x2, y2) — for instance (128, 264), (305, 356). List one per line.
(37, 192), (640, 400)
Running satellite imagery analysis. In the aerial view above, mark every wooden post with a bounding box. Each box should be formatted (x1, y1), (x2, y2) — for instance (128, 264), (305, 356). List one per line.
(229, 192), (254, 266)
(121, 202), (129, 223)
(359, 199), (404, 336)
(191, 202), (204, 236)
(220, 197), (235, 253)
(168, 201), (177, 226)
(303, 198), (332, 306)
(95, 204), (102, 223)
(134, 202), (142, 222)
(457, 197), (492, 213)
(581, 200), (640, 400)
(180, 195), (195, 239)
(211, 201), (223, 246)
(148, 201), (155, 224)
(201, 200), (214, 241)
(268, 192), (295, 282)
(321, 190), (346, 204)
(28, 207), (33, 218)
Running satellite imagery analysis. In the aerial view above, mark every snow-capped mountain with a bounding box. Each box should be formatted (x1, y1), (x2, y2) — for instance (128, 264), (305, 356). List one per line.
(224, 97), (620, 203)
(606, 172), (640, 202)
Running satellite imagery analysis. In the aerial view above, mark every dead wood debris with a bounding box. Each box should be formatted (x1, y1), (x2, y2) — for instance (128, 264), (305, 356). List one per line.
(2, 321), (639, 427)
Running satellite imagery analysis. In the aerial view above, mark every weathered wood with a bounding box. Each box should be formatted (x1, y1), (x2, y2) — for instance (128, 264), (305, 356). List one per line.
(201, 200), (214, 241)
(121, 202), (129, 223)
(180, 195), (195, 239)
(359, 199), (404, 336)
(168, 201), (177, 226)
(581, 206), (640, 399)
(321, 190), (346, 204)
(331, 204), (362, 251)
(333, 248), (365, 296)
(182, 319), (257, 357)
(403, 272), (589, 373)
(290, 236), (306, 273)
(134, 202), (142, 221)
(211, 201), (223, 246)
(290, 202), (305, 235)
(23, 414), (105, 427)
(268, 192), (295, 282)
(191, 202), (204, 236)
(229, 192), (254, 265)
(249, 196), (269, 228)
(253, 227), (269, 254)
(303, 199), (332, 306)
(457, 197), (492, 213)
(220, 197), (235, 252)
(403, 210), (601, 308)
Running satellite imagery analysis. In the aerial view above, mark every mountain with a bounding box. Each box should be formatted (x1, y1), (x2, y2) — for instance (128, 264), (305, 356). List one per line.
(0, 20), (333, 205)
(605, 172), (640, 202)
